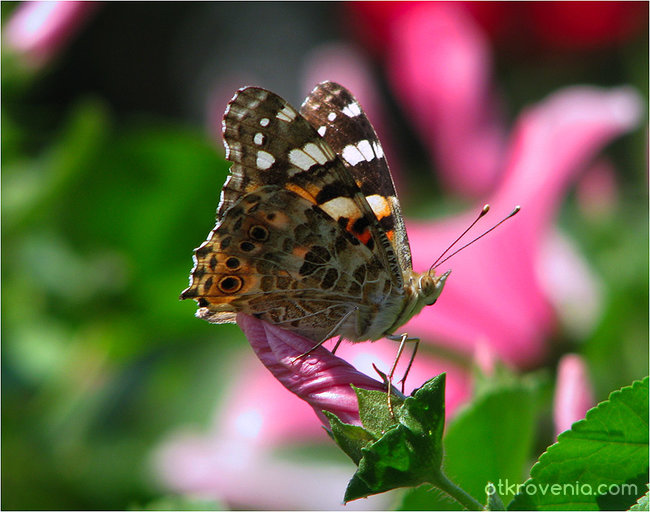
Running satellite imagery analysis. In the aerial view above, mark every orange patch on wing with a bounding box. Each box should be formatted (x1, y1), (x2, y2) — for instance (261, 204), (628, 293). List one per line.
(345, 218), (372, 245)
(292, 247), (308, 258)
(285, 183), (317, 204)
(366, 194), (392, 221)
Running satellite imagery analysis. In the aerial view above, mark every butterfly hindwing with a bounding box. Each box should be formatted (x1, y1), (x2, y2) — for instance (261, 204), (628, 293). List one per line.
(181, 185), (396, 341)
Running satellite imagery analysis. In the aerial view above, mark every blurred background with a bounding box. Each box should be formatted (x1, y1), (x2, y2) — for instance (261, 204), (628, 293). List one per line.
(2, 2), (648, 510)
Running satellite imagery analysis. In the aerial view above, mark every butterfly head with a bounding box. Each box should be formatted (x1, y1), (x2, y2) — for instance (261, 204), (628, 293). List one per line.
(419, 269), (451, 306)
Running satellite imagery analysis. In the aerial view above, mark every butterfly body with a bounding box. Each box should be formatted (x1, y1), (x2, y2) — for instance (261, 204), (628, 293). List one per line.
(181, 82), (448, 345)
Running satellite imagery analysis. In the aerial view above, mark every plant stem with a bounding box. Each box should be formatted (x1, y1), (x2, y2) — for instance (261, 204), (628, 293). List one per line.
(431, 468), (484, 510)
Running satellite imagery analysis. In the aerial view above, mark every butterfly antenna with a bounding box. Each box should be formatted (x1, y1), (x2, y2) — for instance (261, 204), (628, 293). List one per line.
(428, 204), (491, 273)
(433, 206), (521, 270)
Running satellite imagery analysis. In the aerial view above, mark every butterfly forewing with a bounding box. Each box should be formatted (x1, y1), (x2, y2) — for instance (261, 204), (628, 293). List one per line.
(300, 82), (413, 272)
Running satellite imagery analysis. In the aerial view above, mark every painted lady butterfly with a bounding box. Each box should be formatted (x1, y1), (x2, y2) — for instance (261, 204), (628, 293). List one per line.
(181, 81), (449, 351)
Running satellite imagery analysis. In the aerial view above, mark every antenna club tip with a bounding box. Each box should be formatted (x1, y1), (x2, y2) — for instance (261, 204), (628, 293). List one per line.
(511, 205), (521, 215)
(481, 204), (490, 214)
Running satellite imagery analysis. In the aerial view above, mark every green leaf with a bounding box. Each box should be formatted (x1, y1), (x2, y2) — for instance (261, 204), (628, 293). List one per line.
(343, 375), (447, 502)
(629, 489), (649, 511)
(509, 377), (649, 511)
(400, 369), (544, 510)
(324, 410), (377, 464)
(355, 386), (404, 437)
(486, 482), (507, 511)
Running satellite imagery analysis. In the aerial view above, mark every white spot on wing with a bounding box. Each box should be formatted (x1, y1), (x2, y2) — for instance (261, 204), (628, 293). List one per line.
(256, 150), (275, 170)
(357, 139), (374, 161)
(303, 142), (329, 165)
(342, 144), (366, 166)
(327, 112), (337, 121)
(254, 133), (264, 145)
(260, 118), (270, 127)
(224, 141), (242, 160)
(289, 148), (314, 171)
(317, 126), (327, 136)
(321, 143), (336, 160)
(342, 140), (378, 166)
(372, 140), (384, 159)
(342, 101), (361, 117)
(321, 196), (358, 219)
(276, 105), (296, 122)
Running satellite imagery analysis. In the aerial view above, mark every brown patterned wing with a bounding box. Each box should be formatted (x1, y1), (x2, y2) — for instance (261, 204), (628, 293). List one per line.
(180, 185), (397, 342)
(215, 86), (402, 285)
(300, 81), (413, 272)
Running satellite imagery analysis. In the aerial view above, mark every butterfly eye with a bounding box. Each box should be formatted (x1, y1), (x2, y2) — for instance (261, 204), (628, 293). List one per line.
(218, 276), (243, 294)
(249, 225), (269, 241)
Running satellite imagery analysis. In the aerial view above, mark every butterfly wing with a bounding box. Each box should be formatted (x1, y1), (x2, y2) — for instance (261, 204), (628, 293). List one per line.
(300, 81), (413, 273)
(181, 184), (398, 341)
(216, 86), (402, 282)
(181, 86), (406, 341)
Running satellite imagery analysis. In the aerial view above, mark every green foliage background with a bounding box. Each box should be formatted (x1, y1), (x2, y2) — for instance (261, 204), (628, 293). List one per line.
(2, 3), (648, 510)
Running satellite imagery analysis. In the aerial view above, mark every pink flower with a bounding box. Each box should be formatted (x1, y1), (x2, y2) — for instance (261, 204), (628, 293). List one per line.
(346, 2), (648, 55)
(553, 354), (594, 436)
(154, 424), (392, 510)
(3, 1), (98, 69)
(388, 2), (507, 198)
(238, 314), (386, 427)
(404, 85), (641, 367)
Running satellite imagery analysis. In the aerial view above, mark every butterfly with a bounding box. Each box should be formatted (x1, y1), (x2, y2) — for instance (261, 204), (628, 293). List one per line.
(181, 81), (449, 358)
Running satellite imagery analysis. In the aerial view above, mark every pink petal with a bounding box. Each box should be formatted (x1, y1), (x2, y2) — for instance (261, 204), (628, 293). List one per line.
(493, 86), (642, 242)
(553, 354), (594, 436)
(4, 1), (99, 69)
(153, 430), (392, 510)
(238, 314), (386, 427)
(537, 229), (603, 339)
(214, 333), (472, 449)
(215, 356), (328, 449)
(388, 2), (507, 198)
(404, 86), (641, 366)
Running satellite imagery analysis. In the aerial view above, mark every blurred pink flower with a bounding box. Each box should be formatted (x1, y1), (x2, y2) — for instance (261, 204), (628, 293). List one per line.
(553, 354), (594, 436)
(405, 85), (641, 367)
(346, 2), (648, 56)
(154, 423), (392, 510)
(3, 1), (98, 69)
(388, 2), (507, 198)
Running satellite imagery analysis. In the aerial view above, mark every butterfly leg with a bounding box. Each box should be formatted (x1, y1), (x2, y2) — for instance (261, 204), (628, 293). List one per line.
(385, 333), (420, 415)
(331, 336), (345, 355)
(398, 338), (420, 394)
(292, 307), (357, 361)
